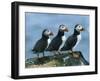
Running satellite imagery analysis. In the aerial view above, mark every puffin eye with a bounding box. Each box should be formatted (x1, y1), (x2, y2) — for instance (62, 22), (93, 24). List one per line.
(47, 30), (50, 33)
(61, 26), (64, 28)
(78, 26), (81, 28)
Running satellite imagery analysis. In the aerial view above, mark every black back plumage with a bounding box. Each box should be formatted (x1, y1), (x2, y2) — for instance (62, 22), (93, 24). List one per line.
(46, 30), (64, 51)
(61, 35), (77, 51)
(32, 29), (49, 53)
(61, 24), (81, 51)
(32, 37), (48, 53)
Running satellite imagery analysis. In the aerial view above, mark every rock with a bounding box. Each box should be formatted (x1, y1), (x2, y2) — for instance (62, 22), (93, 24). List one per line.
(25, 51), (89, 68)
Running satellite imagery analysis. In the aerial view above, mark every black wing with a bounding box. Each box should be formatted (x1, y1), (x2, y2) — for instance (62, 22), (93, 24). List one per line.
(32, 38), (47, 53)
(61, 35), (77, 51)
(46, 37), (62, 51)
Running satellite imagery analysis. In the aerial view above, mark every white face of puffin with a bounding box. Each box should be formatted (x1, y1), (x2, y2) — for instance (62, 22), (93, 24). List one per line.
(43, 29), (53, 47)
(73, 24), (84, 49)
(59, 24), (68, 32)
(75, 24), (84, 32)
(44, 29), (53, 36)
(59, 24), (68, 50)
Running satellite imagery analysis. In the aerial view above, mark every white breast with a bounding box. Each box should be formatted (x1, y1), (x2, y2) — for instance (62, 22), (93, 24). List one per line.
(59, 35), (66, 50)
(73, 34), (81, 49)
(47, 38), (51, 47)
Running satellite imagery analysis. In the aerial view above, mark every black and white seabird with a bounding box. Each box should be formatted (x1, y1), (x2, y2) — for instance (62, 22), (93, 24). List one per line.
(61, 24), (84, 51)
(46, 24), (68, 52)
(32, 29), (53, 58)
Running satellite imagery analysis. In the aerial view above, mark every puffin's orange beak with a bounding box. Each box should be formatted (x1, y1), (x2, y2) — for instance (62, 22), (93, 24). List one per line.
(49, 32), (53, 36)
(80, 28), (84, 31)
(63, 28), (68, 32)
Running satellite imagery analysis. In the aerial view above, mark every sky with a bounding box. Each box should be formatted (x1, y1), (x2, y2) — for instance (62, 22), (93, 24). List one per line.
(25, 12), (89, 62)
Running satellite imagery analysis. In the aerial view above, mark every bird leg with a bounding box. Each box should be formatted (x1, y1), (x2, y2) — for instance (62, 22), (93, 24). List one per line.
(67, 49), (73, 57)
(68, 49), (73, 54)
(37, 53), (39, 58)
(57, 50), (62, 55)
(43, 52), (44, 57)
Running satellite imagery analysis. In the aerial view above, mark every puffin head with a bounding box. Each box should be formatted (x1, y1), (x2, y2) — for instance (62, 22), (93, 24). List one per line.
(74, 24), (84, 32)
(42, 29), (53, 37)
(59, 24), (68, 32)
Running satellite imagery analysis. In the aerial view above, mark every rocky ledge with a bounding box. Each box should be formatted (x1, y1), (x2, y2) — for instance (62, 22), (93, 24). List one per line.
(25, 51), (89, 68)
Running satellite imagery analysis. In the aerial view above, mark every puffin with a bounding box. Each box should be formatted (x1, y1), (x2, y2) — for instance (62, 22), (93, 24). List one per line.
(61, 24), (84, 51)
(32, 29), (53, 58)
(46, 24), (68, 53)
